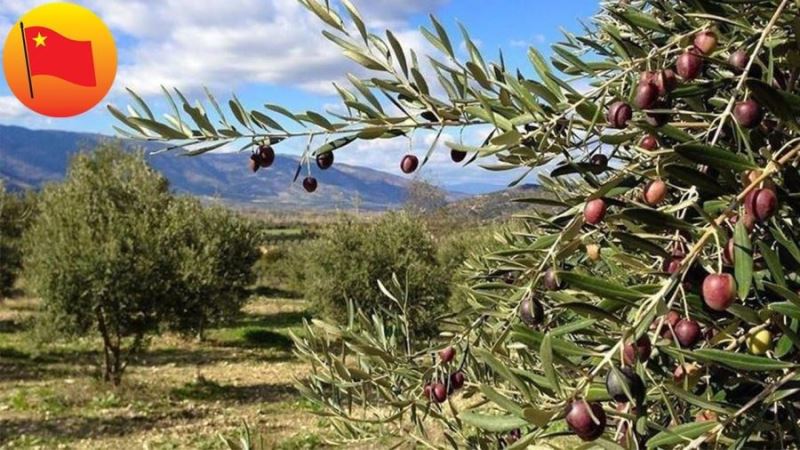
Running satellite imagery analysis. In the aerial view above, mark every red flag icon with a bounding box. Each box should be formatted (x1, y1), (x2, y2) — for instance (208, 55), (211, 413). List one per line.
(22, 25), (97, 89)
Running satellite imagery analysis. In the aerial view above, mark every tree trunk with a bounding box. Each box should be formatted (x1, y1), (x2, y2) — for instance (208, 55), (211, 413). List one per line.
(95, 305), (123, 386)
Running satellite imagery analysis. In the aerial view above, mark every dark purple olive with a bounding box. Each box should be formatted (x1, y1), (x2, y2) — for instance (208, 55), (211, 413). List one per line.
(729, 50), (748, 73)
(590, 154), (608, 168)
(543, 268), (563, 291)
(431, 383), (447, 403)
(519, 295), (544, 327)
(584, 198), (608, 225)
(623, 335), (652, 365)
(654, 69), (678, 96)
(744, 188), (777, 222)
(249, 154), (262, 173)
(734, 99), (764, 129)
(677, 50), (703, 81)
(316, 152), (334, 170)
(449, 372), (465, 391)
(693, 31), (718, 55)
(675, 319), (702, 348)
(400, 154), (419, 174)
(565, 400), (606, 441)
(259, 145), (275, 168)
(640, 134), (658, 150)
(439, 346), (456, 364)
(606, 367), (645, 404)
(451, 149), (467, 163)
(607, 101), (633, 129)
(302, 177), (318, 193)
(634, 82), (659, 109)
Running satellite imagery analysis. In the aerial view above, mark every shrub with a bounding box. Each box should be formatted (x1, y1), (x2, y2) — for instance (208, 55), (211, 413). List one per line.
(24, 145), (260, 383)
(303, 212), (449, 338)
(163, 199), (261, 339)
(24, 145), (175, 384)
(0, 183), (37, 297)
(113, 0), (800, 446)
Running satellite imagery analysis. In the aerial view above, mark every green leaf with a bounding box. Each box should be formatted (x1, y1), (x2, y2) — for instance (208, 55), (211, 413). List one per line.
(250, 110), (286, 132)
(303, 111), (336, 130)
(674, 144), (757, 172)
(647, 421), (719, 449)
(430, 15), (455, 58)
(128, 117), (188, 140)
(228, 99), (252, 131)
(611, 232), (670, 259)
(746, 79), (800, 123)
(552, 44), (594, 75)
(458, 411), (528, 433)
(768, 302), (800, 321)
(264, 104), (305, 127)
(107, 105), (144, 135)
(600, 131), (639, 145)
(616, 208), (693, 231)
(620, 8), (667, 32)
(342, 49), (386, 71)
(473, 348), (532, 400)
(466, 62), (492, 89)
(557, 272), (645, 302)
(541, 334), (562, 397)
(313, 135), (358, 155)
(764, 282), (800, 306)
(340, 0), (366, 43)
(125, 88), (154, 121)
(183, 104), (216, 135)
(522, 407), (557, 427)
(734, 221), (753, 299)
(512, 326), (597, 357)
(555, 302), (624, 325)
(385, 30), (408, 77)
(478, 385), (523, 417)
(663, 384), (732, 415)
(758, 242), (786, 287)
(663, 165), (727, 196)
(667, 347), (796, 371)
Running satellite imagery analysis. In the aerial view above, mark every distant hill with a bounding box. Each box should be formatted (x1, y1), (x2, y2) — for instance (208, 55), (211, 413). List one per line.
(436, 184), (550, 222)
(0, 125), (417, 210)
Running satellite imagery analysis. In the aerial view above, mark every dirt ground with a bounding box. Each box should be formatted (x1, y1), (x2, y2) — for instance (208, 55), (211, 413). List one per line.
(0, 296), (329, 449)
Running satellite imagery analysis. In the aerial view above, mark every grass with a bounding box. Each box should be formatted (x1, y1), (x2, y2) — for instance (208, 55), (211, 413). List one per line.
(0, 295), (329, 449)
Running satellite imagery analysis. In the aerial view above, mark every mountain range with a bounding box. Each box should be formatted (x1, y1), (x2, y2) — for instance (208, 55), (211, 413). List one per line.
(0, 125), (428, 210)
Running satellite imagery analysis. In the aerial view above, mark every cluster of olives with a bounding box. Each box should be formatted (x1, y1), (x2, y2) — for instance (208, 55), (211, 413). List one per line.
(422, 346), (466, 404)
(519, 30), (780, 443)
(247, 144), (336, 193)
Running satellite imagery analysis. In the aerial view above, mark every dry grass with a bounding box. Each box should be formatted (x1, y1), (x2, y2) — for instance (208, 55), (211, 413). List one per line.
(0, 296), (328, 449)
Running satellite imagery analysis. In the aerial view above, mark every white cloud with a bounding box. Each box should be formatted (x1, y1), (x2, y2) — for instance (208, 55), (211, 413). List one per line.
(0, 96), (26, 118)
(510, 34), (546, 48)
(1, 0), (450, 97)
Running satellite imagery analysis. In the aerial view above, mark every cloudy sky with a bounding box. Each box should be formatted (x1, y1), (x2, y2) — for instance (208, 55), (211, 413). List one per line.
(0, 0), (598, 189)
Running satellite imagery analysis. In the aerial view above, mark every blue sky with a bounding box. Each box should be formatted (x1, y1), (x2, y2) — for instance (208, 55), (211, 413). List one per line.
(1, 0), (599, 188)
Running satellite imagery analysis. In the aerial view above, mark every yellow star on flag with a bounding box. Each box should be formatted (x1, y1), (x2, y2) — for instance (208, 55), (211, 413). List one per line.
(33, 32), (47, 47)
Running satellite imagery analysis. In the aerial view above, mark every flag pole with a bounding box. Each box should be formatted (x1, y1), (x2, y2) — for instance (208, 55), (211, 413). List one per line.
(19, 22), (34, 99)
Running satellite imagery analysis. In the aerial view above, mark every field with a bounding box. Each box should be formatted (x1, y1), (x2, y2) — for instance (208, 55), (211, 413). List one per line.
(0, 294), (328, 449)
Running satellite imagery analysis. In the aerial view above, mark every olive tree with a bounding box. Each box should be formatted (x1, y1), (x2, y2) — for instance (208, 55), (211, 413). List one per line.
(24, 146), (175, 384)
(164, 198), (261, 339)
(0, 183), (36, 298)
(24, 146), (260, 383)
(112, 0), (800, 447)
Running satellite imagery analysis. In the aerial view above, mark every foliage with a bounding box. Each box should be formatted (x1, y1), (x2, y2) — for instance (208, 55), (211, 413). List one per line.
(0, 183), (37, 297)
(301, 212), (450, 338)
(23, 146), (259, 384)
(162, 198), (261, 338)
(113, 0), (800, 447)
